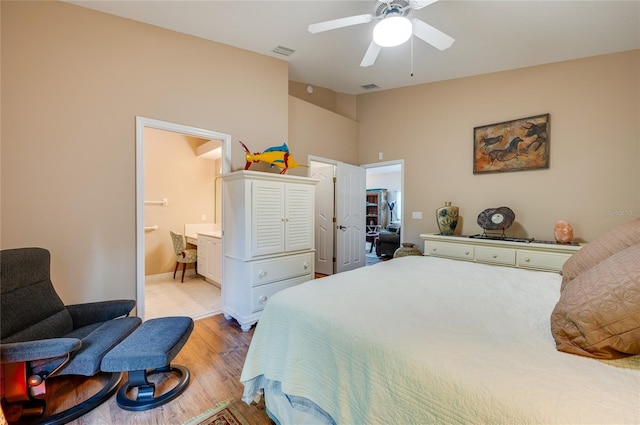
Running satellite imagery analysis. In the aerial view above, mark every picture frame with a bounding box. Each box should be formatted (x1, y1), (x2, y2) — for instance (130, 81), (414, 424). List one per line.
(473, 113), (550, 174)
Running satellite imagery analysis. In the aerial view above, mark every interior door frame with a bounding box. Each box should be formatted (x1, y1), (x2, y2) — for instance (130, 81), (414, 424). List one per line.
(135, 116), (231, 319)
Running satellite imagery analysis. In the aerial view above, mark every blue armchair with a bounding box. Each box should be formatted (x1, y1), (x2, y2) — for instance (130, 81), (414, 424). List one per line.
(0, 248), (141, 424)
(375, 224), (401, 257)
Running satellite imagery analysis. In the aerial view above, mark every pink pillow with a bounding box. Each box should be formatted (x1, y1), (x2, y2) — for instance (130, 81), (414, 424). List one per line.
(551, 243), (640, 359)
(561, 217), (640, 291)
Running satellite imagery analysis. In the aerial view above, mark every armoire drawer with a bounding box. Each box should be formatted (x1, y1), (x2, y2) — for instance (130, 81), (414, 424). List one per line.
(251, 274), (312, 312)
(250, 252), (313, 287)
(425, 241), (474, 261)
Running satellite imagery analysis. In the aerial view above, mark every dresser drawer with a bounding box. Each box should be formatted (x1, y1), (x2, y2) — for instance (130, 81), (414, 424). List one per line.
(251, 274), (312, 312)
(517, 250), (572, 272)
(425, 241), (474, 261)
(475, 246), (516, 266)
(250, 252), (313, 287)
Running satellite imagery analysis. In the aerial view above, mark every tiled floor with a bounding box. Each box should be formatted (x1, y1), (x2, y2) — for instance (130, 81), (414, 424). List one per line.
(144, 273), (221, 320)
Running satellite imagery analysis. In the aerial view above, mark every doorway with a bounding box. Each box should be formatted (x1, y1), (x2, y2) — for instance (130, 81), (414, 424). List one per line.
(309, 157), (366, 275)
(363, 160), (404, 262)
(135, 116), (231, 319)
(310, 157), (403, 275)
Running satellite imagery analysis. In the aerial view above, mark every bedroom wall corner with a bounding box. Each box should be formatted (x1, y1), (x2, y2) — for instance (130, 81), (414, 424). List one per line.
(288, 96), (359, 169)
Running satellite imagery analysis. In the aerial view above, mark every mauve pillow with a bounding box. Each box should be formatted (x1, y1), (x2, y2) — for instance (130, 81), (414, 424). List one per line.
(551, 243), (640, 359)
(561, 217), (640, 291)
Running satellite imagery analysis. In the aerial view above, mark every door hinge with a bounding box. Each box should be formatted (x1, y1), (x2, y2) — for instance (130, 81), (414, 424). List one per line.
(332, 217), (336, 223)
(333, 177), (336, 183)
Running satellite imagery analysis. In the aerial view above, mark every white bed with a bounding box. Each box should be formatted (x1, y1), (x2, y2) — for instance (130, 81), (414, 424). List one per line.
(241, 256), (640, 424)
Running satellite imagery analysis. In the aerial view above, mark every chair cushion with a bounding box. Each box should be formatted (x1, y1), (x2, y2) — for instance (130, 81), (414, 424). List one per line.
(176, 249), (197, 263)
(101, 317), (194, 372)
(1, 248), (73, 342)
(31, 317), (142, 376)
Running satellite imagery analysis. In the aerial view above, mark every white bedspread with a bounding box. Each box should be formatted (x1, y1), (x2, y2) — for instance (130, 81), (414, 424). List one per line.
(241, 256), (640, 424)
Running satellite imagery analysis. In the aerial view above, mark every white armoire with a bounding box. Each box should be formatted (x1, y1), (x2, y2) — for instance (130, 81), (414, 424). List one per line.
(222, 170), (317, 331)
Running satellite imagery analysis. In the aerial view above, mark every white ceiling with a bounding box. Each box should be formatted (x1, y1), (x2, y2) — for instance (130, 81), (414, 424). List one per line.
(67, 0), (639, 95)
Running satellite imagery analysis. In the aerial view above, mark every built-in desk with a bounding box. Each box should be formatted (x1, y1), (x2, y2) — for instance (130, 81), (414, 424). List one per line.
(184, 223), (222, 285)
(185, 223), (220, 245)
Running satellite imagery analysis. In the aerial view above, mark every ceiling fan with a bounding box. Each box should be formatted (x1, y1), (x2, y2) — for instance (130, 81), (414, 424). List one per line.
(308, 0), (455, 67)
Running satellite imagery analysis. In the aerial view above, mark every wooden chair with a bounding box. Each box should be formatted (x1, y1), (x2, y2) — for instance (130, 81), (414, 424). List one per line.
(169, 231), (197, 283)
(366, 224), (381, 253)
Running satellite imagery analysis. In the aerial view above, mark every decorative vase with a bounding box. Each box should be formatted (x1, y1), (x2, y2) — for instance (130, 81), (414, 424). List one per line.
(554, 220), (574, 244)
(393, 242), (423, 258)
(436, 202), (459, 235)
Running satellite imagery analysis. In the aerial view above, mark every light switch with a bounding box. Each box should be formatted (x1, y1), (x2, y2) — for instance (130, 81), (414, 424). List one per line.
(412, 211), (423, 219)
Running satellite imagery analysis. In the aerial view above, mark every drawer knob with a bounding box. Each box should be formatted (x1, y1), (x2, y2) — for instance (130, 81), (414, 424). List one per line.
(259, 295), (267, 303)
(432, 248), (437, 252)
(259, 271), (267, 278)
(303, 262), (309, 269)
(465, 251), (470, 255)
(492, 254), (497, 259)
(525, 257), (531, 262)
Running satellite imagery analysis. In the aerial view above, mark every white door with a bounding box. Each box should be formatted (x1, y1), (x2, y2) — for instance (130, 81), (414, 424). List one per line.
(311, 165), (335, 275)
(336, 162), (366, 272)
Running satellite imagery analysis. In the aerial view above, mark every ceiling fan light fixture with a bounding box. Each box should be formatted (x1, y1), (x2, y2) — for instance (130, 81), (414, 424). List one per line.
(373, 15), (412, 47)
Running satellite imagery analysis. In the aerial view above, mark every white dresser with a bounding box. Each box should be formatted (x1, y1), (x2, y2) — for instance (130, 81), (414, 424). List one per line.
(222, 170), (317, 331)
(420, 234), (581, 273)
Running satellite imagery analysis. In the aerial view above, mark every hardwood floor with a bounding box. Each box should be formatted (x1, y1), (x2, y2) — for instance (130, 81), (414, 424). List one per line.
(16, 315), (272, 425)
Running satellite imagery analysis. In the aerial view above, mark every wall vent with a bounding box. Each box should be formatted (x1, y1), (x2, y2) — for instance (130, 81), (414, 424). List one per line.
(360, 83), (379, 90)
(273, 46), (295, 56)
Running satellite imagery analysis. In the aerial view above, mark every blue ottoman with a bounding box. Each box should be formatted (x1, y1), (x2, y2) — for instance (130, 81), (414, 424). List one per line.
(101, 316), (194, 411)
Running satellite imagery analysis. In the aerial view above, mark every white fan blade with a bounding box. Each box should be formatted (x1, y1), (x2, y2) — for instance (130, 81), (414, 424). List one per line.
(308, 14), (373, 34)
(360, 41), (382, 67)
(409, 0), (439, 9)
(411, 18), (455, 50)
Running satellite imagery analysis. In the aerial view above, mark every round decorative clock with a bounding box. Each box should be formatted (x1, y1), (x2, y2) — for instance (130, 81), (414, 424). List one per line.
(491, 212), (505, 225)
(477, 207), (515, 231)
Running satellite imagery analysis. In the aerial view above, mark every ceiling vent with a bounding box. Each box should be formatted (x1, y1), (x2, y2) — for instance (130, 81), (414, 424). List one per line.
(273, 45), (295, 56)
(360, 83), (380, 90)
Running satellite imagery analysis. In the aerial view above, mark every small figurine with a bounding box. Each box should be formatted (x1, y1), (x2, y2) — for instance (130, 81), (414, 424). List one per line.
(239, 141), (307, 174)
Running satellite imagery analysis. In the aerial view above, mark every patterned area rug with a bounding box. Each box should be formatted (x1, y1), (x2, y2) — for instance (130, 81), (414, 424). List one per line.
(183, 399), (250, 425)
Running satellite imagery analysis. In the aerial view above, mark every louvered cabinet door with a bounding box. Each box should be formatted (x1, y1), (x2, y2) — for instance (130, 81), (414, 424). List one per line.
(251, 180), (285, 257)
(284, 183), (315, 253)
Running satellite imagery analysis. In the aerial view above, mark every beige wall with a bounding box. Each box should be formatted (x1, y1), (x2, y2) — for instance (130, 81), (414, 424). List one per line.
(289, 81), (357, 120)
(2, 1), (638, 305)
(1, 1), (289, 303)
(358, 50), (640, 245)
(144, 128), (218, 276)
(288, 96), (359, 167)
